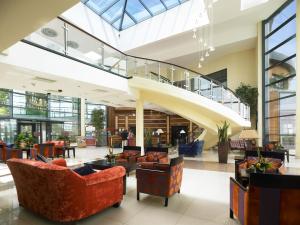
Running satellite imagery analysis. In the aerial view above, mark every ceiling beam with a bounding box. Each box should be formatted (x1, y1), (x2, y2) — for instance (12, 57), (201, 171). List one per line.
(138, 0), (154, 17)
(99, 0), (120, 15)
(119, 0), (128, 31)
(159, 0), (168, 10)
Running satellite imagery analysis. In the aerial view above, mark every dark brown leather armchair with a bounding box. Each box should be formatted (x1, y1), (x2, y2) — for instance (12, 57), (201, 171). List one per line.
(230, 173), (300, 225)
(136, 155), (183, 207)
(115, 146), (141, 176)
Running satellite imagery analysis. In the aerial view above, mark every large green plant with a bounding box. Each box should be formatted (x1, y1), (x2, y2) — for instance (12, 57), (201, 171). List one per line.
(91, 109), (105, 145)
(15, 132), (35, 148)
(235, 83), (258, 115)
(217, 121), (230, 143)
(144, 128), (152, 147)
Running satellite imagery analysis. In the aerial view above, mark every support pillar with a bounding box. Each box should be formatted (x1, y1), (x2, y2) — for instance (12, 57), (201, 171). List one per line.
(136, 99), (144, 154)
(257, 21), (263, 147)
(80, 98), (86, 137)
(295, 0), (300, 158)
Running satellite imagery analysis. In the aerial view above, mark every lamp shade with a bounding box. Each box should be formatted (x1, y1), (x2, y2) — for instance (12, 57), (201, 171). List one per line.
(180, 129), (186, 134)
(239, 129), (258, 139)
(156, 129), (164, 134)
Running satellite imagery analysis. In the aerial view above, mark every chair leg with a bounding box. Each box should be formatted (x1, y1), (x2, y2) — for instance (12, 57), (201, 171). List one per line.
(230, 209), (234, 219)
(178, 189), (180, 194)
(164, 197), (168, 207)
(137, 192), (140, 201)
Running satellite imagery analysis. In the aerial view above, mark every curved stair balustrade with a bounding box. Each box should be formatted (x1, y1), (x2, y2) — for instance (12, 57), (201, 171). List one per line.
(23, 17), (250, 122)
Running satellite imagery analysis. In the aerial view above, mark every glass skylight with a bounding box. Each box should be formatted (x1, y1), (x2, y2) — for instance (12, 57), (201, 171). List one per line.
(81, 0), (188, 31)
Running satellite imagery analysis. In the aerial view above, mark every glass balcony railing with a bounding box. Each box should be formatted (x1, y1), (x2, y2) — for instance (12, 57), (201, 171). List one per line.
(23, 17), (250, 121)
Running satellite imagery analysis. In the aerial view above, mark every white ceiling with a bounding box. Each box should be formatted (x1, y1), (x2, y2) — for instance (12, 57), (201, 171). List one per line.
(124, 0), (285, 71)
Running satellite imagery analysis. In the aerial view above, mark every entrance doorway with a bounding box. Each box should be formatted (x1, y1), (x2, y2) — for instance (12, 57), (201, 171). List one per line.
(171, 126), (188, 146)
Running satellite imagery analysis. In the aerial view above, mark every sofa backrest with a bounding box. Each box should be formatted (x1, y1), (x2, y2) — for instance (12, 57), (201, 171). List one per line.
(124, 146), (141, 152)
(145, 147), (168, 153)
(7, 159), (83, 210)
(245, 150), (285, 162)
(248, 173), (300, 225)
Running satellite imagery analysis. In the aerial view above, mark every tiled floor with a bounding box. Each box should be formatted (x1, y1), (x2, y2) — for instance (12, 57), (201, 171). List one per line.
(0, 146), (299, 225)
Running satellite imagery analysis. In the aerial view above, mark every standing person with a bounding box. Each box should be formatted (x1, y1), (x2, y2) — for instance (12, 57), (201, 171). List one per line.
(120, 129), (128, 148)
(127, 129), (134, 146)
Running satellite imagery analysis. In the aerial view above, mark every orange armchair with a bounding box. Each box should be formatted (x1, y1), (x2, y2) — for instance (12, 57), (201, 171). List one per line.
(137, 147), (168, 165)
(136, 155), (183, 206)
(7, 158), (125, 222)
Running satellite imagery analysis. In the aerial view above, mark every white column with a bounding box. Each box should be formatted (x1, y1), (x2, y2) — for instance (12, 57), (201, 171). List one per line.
(257, 21), (263, 147)
(295, 0), (300, 158)
(136, 99), (144, 154)
(80, 98), (86, 137)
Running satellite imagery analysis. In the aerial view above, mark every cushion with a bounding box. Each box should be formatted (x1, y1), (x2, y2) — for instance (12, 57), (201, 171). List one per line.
(146, 154), (155, 162)
(73, 165), (96, 176)
(36, 154), (49, 163)
(140, 162), (155, 169)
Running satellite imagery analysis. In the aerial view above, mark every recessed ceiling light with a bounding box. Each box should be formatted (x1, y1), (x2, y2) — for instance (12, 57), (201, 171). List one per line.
(85, 51), (102, 61)
(93, 89), (107, 93)
(41, 28), (58, 37)
(33, 76), (56, 83)
(67, 40), (79, 49)
(240, 0), (269, 11)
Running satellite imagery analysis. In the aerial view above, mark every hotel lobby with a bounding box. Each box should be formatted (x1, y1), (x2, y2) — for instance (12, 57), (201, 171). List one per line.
(0, 0), (300, 224)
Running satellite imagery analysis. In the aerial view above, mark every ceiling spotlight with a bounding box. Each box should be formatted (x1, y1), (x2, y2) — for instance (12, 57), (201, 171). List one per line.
(200, 57), (205, 61)
(209, 46), (215, 51)
(205, 51), (210, 57)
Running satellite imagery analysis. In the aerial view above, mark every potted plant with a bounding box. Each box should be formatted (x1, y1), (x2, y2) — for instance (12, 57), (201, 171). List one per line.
(145, 129), (152, 147)
(58, 131), (70, 146)
(217, 121), (230, 163)
(91, 109), (105, 146)
(15, 132), (34, 149)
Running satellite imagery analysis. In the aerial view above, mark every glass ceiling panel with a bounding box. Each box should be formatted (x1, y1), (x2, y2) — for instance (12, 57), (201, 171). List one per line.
(86, 0), (118, 14)
(101, 0), (124, 23)
(126, 0), (151, 22)
(162, 0), (179, 9)
(112, 18), (122, 30)
(82, 0), (188, 31)
(122, 13), (136, 30)
(140, 0), (166, 15)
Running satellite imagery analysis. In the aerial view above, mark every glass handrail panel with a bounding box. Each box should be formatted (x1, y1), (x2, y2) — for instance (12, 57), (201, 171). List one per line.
(24, 19), (65, 54)
(172, 66), (186, 89)
(159, 63), (172, 84)
(67, 24), (105, 68)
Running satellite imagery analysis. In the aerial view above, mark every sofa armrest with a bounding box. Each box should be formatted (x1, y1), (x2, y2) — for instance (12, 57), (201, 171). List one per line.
(83, 166), (125, 186)
(51, 158), (67, 167)
(137, 156), (147, 163)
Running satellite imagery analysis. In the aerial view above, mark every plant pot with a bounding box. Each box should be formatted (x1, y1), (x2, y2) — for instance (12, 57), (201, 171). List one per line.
(20, 141), (27, 149)
(218, 142), (229, 163)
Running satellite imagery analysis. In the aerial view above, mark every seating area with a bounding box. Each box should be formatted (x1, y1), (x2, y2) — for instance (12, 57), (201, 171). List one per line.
(0, 0), (299, 224)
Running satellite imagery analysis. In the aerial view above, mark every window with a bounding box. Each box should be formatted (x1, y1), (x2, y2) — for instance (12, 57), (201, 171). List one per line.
(262, 0), (296, 149)
(81, 0), (188, 31)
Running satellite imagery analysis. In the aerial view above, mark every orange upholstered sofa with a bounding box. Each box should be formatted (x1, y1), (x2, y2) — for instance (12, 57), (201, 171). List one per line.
(7, 158), (125, 222)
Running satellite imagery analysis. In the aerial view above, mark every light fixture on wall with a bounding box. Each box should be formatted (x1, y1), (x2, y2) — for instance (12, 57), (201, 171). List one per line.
(192, 0), (217, 69)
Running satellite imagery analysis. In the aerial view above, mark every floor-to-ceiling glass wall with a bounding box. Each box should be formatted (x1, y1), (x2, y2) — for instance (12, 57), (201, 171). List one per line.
(263, 0), (296, 150)
(0, 88), (81, 144)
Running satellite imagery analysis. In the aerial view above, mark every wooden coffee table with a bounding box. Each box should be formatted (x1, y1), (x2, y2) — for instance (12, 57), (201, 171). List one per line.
(84, 159), (127, 194)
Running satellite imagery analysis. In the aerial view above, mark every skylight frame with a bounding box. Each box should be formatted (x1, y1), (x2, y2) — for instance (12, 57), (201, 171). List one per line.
(82, 0), (189, 31)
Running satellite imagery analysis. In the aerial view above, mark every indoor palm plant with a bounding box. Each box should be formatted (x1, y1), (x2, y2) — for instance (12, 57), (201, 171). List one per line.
(217, 121), (230, 163)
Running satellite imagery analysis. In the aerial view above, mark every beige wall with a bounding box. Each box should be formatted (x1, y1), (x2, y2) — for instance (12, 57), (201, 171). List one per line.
(196, 48), (258, 91)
